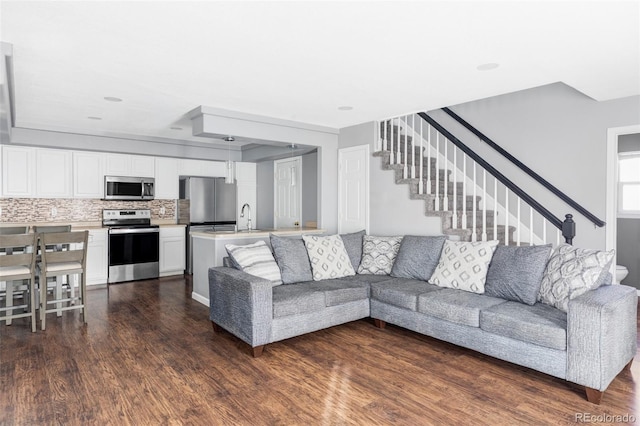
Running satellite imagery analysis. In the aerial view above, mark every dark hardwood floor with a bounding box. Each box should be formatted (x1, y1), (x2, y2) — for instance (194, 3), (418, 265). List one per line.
(1, 276), (638, 425)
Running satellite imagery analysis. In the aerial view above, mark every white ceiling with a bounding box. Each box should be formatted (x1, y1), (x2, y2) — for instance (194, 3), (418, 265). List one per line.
(1, 1), (639, 145)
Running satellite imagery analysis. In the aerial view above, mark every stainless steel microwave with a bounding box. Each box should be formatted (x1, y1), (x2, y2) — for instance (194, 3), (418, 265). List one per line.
(104, 176), (155, 200)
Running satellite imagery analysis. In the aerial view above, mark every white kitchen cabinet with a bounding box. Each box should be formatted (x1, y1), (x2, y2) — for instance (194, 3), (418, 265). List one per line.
(159, 226), (186, 276)
(178, 158), (226, 177)
(35, 148), (72, 198)
(105, 153), (154, 177)
(86, 228), (108, 285)
(154, 157), (179, 199)
(1, 145), (34, 197)
(73, 151), (105, 198)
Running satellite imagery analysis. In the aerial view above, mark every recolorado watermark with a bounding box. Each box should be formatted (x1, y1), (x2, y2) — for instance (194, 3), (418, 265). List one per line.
(575, 413), (636, 423)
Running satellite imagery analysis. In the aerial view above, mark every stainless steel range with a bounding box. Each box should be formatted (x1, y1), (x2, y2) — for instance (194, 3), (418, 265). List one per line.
(103, 209), (159, 284)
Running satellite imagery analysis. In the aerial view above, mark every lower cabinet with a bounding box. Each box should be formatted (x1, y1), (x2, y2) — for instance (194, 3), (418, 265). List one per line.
(160, 226), (186, 277)
(86, 228), (108, 286)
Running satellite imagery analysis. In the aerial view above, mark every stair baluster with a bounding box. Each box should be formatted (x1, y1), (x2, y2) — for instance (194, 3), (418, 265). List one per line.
(462, 153), (467, 229)
(443, 137), (449, 212)
(452, 146), (458, 229)
(472, 162), (477, 242)
(529, 206), (534, 245)
(504, 188), (509, 245)
(411, 115), (416, 179)
(426, 123), (432, 195)
(396, 120), (401, 165)
(403, 115), (408, 178)
(435, 132), (440, 211)
(516, 197), (521, 246)
(482, 170), (487, 242)
(493, 177), (498, 241)
(389, 120), (394, 164)
(418, 118), (424, 194)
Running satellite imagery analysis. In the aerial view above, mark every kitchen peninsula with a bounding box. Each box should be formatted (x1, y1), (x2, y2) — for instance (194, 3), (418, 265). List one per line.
(190, 228), (324, 305)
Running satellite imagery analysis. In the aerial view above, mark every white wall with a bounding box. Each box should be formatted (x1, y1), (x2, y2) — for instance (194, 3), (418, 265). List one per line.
(430, 82), (640, 250)
(338, 122), (442, 236)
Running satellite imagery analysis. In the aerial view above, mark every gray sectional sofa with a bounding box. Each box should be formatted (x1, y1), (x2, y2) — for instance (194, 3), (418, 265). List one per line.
(208, 233), (637, 404)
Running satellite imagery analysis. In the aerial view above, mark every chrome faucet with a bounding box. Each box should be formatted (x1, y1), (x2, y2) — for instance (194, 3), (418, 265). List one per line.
(240, 203), (252, 230)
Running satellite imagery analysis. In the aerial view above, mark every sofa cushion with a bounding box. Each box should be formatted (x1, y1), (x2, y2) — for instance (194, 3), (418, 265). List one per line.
(538, 244), (614, 312)
(371, 279), (441, 311)
(270, 234), (313, 284)
(358, 235), (403, 275)
(340, 274), (396, 285)
(417, 288), (506, 327)
(225, 240), (283, 286)
(316, 279), (369, 306)
(480, 301), (567, 350)
(390, 235), (447, 281)
(340, 230), (366, 270)
(428, 240), (498, 294)
(485, 244), (552, 305)
(272, 284), (326, 318)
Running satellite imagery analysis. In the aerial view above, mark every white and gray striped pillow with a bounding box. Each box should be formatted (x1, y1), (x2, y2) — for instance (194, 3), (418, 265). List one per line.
(225, 241), (283, 286)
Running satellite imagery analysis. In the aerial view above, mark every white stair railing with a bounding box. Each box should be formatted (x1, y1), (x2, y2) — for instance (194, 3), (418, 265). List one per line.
(377, 113), (569, 246)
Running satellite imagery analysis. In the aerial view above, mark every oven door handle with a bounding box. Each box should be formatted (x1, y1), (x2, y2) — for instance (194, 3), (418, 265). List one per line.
(109, 228), (160, 235)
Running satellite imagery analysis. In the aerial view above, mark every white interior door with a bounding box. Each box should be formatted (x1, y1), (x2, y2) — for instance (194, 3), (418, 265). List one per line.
(274, 157), (302, 228)
(338, 145), (369, 233)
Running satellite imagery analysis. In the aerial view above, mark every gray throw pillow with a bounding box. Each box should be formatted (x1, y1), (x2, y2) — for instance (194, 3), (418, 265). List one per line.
(270, 234), (312, 284)
(485, 244), (552, 305)
(358, 235), (403, 275)
(340, 230), (366, 270)
(390, 235), (447, 281)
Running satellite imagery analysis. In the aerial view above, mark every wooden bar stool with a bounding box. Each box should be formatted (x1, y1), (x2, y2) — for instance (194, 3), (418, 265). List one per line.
(34, 225), (73, 315)
(0, 233), (38, 332)
(38, 231), (88, 330)
(0, 226), (30, 325)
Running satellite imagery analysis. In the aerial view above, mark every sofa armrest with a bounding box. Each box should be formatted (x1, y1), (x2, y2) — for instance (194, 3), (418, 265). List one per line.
(208, 266), (273, 347)
(567, 284), (637, 391)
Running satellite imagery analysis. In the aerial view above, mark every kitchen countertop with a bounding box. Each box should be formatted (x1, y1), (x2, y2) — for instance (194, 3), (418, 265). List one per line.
(0, 221), (184, 231)
(191, 227), (324, 239)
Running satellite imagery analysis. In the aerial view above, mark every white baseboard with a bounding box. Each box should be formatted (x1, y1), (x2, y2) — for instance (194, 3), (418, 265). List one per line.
(191, 291), (209, 307)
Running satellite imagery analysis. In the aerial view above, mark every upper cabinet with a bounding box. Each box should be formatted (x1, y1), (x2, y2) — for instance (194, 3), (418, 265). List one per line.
(35, 148), (72, 198)
(2, 146), (34, 197)
(178, 158), (226, 178)
(2, 146), (74, 198)
(73, 151), (105, 198)
(105, 153), (154, 177)
(154, 157), (179, 199)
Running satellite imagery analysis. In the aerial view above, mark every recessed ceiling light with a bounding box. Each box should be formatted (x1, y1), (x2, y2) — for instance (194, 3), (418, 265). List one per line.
(170, 126), (183, 130)
(224, 136), (235, 142)
(104, 96), (123, 102)
(338, 106), (353, 111)
(476, 63), (500, 71)
(87, 116), (102, 120)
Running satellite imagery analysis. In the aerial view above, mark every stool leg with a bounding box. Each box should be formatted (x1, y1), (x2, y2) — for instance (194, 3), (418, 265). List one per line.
(40, 272), (47, 331)
(56, 278), (63, 317)
(29, 276), (36, 333)
(70, 274), (77, 305)
(6, 281), (13, 325)
(81, 272), (87, 324)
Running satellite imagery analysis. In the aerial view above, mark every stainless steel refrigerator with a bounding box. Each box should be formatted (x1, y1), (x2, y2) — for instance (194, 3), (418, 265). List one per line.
(179, 177), (237, 273)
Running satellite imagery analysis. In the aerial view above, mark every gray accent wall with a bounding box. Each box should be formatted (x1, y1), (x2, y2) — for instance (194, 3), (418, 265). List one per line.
(430, 82), (640, 250)
(301, 151), (318, 226)
(255, 151), (318, 229)
(617, 219), (640, 289)
(617, 133), (640, 289)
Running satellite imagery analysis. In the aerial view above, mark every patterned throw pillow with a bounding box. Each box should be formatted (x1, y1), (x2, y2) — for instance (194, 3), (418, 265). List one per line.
(357, 235), (403, 275)
(302, 235), (355, 281)
(225, 241), (283, 286)
(538, 244), (614, 312)
(428, 240), (499, 294)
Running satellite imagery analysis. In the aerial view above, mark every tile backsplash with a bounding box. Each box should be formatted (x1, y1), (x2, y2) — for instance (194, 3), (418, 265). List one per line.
(0, 198), (177, 223)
